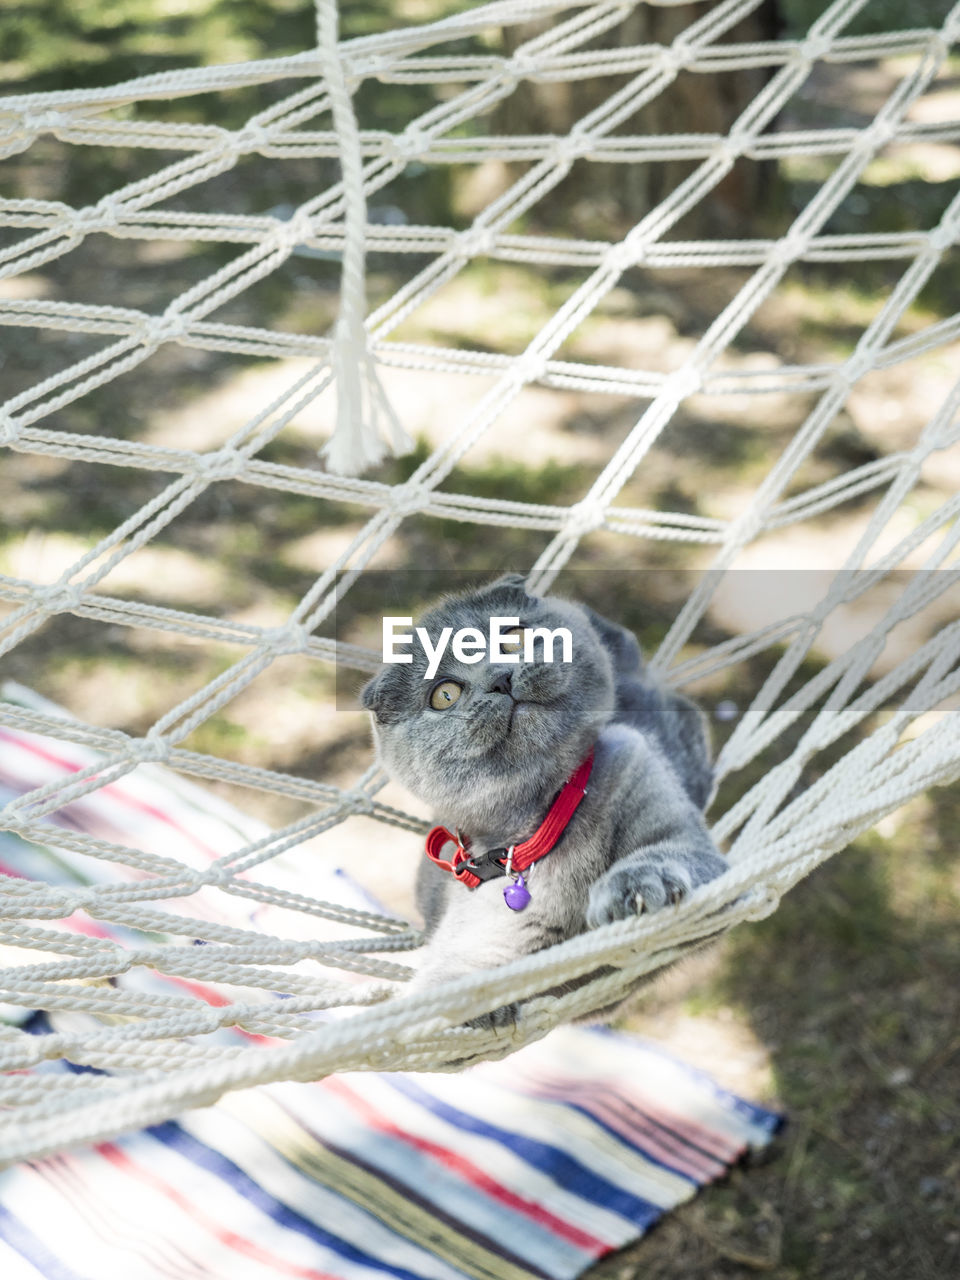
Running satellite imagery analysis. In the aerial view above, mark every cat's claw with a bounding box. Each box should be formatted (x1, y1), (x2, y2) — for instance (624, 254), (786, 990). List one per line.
(585, 851), (726, 929)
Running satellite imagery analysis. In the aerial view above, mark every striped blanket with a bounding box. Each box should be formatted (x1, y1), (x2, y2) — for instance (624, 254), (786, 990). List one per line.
(0, 696), (780, 1280)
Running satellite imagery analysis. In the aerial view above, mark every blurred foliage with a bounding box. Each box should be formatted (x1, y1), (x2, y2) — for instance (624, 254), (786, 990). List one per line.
(0, 0), (461, 231)
(0, 0), (312, 95)
(0, 0), (482, 98)
(781, 0), (955, 36)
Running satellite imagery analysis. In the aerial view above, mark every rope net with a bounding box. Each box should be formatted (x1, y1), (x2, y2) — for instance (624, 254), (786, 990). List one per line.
(1, 0), (959, 1163)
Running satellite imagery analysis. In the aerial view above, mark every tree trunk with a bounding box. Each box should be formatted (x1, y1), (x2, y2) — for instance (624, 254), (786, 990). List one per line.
(495, 1), (783, 238)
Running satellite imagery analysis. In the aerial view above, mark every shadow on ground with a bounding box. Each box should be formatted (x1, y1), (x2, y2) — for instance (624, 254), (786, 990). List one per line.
(585, 791), (960, 1280)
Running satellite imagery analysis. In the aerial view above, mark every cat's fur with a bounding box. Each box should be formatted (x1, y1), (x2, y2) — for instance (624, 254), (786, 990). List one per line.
(361, 575), (726, 1018)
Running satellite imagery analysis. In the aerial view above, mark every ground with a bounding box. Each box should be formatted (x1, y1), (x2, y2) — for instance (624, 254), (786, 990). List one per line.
(584, 801), (960, 1280)
(1, 3), (959, 1277)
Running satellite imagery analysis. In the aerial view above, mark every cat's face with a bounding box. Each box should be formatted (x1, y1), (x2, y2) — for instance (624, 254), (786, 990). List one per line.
(361, 576), (615, 822)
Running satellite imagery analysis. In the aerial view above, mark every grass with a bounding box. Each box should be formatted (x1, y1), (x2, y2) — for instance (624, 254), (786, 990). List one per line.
(584, 796), (960, 1280)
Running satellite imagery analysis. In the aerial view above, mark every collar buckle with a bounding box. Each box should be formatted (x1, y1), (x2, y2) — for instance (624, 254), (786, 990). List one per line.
(455, 846), (508, 882)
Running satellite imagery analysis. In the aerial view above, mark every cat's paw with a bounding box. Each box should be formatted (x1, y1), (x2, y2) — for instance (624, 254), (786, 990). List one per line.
(585, 851), (726, 929)
(467, 1002), (520, 1033)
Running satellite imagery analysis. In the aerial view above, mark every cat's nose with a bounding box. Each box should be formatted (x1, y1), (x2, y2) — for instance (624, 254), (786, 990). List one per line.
(488, 669), (513, 696)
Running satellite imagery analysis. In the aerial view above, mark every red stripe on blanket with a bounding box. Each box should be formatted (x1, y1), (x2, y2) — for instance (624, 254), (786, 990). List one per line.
(96, 1143), (342, 1280)
(325, 1078), (609, 1256)
(0, 729), (222, 862)
(516, 1069), (744, 1163)
(504, 1075), (732, 1177)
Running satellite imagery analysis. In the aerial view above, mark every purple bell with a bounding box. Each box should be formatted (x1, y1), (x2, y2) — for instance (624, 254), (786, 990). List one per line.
(503, 873), (531, 911)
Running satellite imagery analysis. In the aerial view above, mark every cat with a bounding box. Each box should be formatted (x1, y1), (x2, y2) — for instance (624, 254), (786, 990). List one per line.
(360, 574), (727, 1023)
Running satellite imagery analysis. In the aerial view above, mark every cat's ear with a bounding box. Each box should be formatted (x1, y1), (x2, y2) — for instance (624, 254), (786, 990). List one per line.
(360, 667), (407, 725)
(479, 572), (538, 607)
(583, 606), (642, 676)
(490, 572), (535, 596)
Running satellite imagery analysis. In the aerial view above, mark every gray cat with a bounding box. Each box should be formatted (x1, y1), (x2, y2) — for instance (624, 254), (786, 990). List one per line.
(361, 574), (726, 1021)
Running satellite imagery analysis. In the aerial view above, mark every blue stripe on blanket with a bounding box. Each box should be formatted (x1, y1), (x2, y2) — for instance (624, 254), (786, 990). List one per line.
(585, 1026), (782, 1133)
(147, 1121), (429, 1280)
(385, 1077), (663, 1227)
(280, 1093), (585, 1273)
(0, 1201), (91, 1280)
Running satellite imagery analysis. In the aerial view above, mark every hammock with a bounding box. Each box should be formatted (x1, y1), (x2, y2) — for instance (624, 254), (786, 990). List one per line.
(1, 0), (959, 1164)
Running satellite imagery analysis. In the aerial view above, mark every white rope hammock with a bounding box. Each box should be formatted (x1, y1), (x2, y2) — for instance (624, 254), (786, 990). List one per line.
(1, 0), (959, 1164)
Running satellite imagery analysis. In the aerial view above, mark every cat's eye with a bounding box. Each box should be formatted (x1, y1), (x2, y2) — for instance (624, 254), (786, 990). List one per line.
(429, 680), (462, 710)
(499, 625), (530, 654)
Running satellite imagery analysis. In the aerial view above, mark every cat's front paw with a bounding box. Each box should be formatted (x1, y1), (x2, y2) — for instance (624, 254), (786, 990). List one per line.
(467, 1002), (519, 1033)
(586, 850), (726, 929)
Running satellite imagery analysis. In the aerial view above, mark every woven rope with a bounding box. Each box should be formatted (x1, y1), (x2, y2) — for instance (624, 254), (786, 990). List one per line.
(1, 0), (959, 1164)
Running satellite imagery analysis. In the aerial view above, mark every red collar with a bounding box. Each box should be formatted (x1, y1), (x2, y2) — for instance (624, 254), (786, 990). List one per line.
(424, 749), (594, 889)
